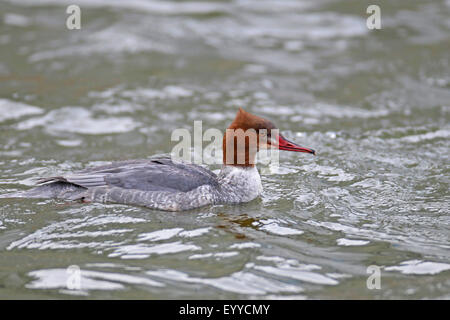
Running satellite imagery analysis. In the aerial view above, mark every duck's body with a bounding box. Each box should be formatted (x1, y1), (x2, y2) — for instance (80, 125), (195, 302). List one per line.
(1, 108), (314, 211)
(19, 156), (262, 211)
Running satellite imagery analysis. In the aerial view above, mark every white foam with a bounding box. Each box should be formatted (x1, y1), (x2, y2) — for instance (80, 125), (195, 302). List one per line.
(0, 99), (43, 122)
(16, 106), (139, 134)
(337, 238), (370, 246)
(259, 219), (303, 236)
(400, 129), (450, 143)
(385, 260), (450, 275)
(27, 268), (163, 292)
(138, 228), (183, 242)
(108, 241), (201, 259)
(3, 13), (31, 27)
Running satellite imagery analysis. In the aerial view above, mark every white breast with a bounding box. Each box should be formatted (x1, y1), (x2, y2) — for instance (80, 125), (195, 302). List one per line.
(217, 166), (263, 203)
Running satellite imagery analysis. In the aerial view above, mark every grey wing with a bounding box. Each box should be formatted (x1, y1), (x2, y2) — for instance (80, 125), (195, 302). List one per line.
(37, 156), (218, 192)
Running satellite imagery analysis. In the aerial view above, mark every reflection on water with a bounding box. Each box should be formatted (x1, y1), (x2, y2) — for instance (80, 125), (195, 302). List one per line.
(0, 0), (449, 299)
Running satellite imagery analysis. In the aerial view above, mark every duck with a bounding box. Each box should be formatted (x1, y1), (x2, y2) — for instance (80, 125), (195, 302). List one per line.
(1, 108), (315, 211)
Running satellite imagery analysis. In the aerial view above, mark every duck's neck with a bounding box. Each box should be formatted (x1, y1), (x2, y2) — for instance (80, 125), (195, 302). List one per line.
(217, 165), (262, 203)
(222, 129), (257, 167)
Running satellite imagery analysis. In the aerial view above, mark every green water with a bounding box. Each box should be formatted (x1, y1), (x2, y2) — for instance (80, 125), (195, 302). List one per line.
(0, 0), (449, 299)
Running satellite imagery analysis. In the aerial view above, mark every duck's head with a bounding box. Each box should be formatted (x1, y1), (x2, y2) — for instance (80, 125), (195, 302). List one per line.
(223, 108), (315, 167)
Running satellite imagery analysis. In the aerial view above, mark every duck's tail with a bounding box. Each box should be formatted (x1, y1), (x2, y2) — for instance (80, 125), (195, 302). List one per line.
(0, 182), (86, 200)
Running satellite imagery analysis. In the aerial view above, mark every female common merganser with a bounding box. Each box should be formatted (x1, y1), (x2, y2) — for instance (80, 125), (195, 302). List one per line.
(3, 108), (315, 211)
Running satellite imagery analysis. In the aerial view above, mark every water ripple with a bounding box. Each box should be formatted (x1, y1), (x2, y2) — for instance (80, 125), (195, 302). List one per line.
(27, 268), (164, 293)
